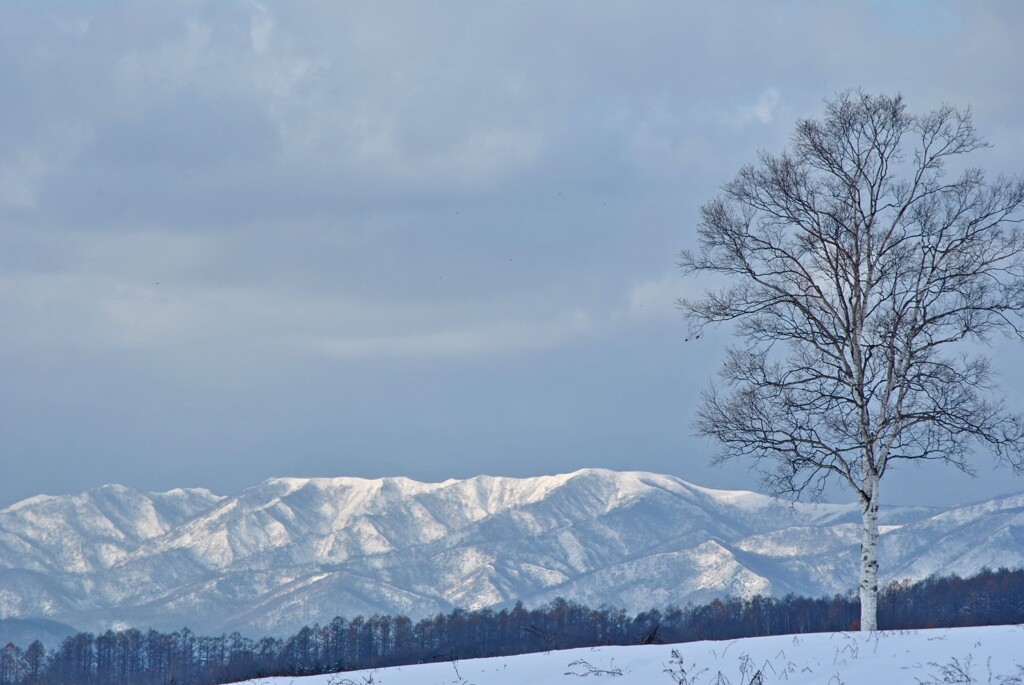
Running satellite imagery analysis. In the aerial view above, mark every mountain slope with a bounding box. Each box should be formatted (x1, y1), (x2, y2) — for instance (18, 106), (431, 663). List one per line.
(0, 469), (1016, 636)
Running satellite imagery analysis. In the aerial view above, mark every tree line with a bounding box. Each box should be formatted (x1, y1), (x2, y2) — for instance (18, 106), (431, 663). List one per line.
(2, 567), (1023, 684)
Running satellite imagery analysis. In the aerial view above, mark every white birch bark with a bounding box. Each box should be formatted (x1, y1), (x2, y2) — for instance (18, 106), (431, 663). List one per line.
(859, 475), (880, 631)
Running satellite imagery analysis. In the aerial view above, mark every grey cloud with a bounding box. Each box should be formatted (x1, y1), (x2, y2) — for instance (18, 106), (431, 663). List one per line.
(2, 1), (1024, 509)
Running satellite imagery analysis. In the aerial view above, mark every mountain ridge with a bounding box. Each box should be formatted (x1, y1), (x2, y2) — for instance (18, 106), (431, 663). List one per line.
(0, 468), (1020, 636)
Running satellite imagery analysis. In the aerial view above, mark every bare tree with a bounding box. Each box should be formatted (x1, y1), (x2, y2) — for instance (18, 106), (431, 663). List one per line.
(679, 91), (1024, 631)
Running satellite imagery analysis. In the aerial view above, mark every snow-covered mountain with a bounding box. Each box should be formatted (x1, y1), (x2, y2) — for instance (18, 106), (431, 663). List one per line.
(0, 469), (1020, 636)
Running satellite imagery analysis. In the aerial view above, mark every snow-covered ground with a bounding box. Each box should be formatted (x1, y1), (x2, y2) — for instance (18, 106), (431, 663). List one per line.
(240, 625), (1024, 685)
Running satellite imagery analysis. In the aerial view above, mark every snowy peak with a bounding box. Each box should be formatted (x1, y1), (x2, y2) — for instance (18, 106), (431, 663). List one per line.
(0, 469), (1020, 636)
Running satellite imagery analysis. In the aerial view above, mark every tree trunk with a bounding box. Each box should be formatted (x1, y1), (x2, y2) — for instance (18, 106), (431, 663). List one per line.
(859, 477), (880, 631)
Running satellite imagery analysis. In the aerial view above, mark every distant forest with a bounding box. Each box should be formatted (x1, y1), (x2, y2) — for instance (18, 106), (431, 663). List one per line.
(2, 567), (1023, 685)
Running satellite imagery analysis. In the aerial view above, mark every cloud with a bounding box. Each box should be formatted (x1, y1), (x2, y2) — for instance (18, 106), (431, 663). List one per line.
(115, 20), (214, 94)
(249, 3), (273, 55)
(311, 310), (593, 359)
(340, 117), (543, 194)
(721, 88), (781, 128)
(626, 274), (684, 321)
(0, 255), (595, 360)
(47, 12), (91, 39)
(0, 273), (209, 351)
(0, 149), (51, 208)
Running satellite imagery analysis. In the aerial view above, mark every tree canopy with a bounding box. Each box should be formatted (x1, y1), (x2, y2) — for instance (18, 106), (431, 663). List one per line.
(680, 91), (1024, 630)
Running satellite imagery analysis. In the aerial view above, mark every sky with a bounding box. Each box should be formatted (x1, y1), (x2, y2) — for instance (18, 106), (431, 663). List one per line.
(2, 1), (1024, 509)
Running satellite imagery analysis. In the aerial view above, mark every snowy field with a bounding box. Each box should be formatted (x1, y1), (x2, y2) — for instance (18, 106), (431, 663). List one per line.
(241, 624), (1024, 684)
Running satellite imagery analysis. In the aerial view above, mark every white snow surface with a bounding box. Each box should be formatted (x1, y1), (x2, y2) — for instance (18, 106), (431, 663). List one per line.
(238, 625), (1024, 685)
